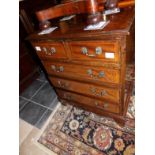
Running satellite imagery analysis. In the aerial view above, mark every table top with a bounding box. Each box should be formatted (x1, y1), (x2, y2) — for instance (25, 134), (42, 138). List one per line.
(27, 7), (135, 41)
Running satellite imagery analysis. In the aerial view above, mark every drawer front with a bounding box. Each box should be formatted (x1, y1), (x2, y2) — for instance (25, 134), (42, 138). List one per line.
(68, 41), (119, 62)
(31, 41), (67, 59)
(57, 89), (120, 114)
(43, 62), (120, 84)
(50, 77), (120, 102)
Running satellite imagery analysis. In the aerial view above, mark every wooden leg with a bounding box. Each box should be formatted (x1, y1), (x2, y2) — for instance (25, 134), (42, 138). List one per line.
(113, 117), (126, 127)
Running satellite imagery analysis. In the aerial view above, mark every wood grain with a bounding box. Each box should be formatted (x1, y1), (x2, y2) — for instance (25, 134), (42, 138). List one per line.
(31, 41), (68, 59)
(43, 61), (120, 84)
(49, 76), (120, 102)
(56, 89), (120, 114)
(68, 40), (120, 62)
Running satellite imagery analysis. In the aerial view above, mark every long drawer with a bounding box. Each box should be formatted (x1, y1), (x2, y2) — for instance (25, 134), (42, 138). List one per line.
(43, 61), (120, 84)
(31, 41), (67, 59)
(49, 77), (120, 103)
(56, 89), (120, 114)
(68, 40), (120, 62)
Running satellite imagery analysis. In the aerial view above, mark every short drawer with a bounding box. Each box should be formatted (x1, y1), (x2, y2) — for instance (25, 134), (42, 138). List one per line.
(43, 62), (120, 84)
(50, 77), (120, 103)
(57, 89), (120, 114)
(31, 41), (67, 59)
(68, 40), (120, 62)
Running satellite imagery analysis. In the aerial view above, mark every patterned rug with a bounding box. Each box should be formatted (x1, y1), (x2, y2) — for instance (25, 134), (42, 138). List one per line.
(38, 64), (135, 155)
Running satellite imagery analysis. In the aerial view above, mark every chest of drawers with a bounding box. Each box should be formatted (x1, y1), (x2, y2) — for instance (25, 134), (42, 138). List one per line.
(28, 7), (135, 126)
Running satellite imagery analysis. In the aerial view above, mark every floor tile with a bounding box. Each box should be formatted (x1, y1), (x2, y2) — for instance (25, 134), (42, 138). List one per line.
(49, 97), (59, 109)
(20, 125), (57, 155)
(31, 82), (57, 108)
(35, 109), (53, 129)
(19, 97), (28, 111)
(21, 80), (44, 99)
(20, 101), (47, 126)
(19, 119), (33, 146)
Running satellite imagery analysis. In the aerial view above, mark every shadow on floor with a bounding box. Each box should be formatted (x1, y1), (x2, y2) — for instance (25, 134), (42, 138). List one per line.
(19, 72), (59, 129)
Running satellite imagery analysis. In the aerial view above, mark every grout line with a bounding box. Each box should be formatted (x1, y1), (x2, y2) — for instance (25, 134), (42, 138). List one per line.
(30, 95), (58, 110)
(19, 100), (29, 112)
(20, 80), (46, 101)
(19, 96), (53, 110)
(36, 78), (53, 88)
(35, 109), (49, 128)
(51, 96), (58, 106)
(19, 102), (28, 111)
(36, 102), (61, 137)
(36, 79), (48, 83)
(19, 96), (58, 111)
(20, 78), (55, 109)
(20, 96), (32, 101)
(30, 82), (47, 99)
(30, 102), (61, 145)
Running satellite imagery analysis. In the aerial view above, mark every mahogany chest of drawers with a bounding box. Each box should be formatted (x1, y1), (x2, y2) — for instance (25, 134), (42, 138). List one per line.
(28, 7), (135, 126)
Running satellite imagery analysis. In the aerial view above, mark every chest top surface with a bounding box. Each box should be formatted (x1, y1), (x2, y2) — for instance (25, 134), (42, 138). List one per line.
(28, 7), (134, 41)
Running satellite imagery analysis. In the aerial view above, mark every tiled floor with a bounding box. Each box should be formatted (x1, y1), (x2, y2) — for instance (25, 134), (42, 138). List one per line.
(19, 72), (59, 129)
(19, 116), (57, 155)
(19, 72), (59, 154)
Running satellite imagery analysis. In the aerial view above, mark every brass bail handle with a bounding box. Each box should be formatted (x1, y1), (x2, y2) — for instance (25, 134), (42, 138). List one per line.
(81, 47), (102, 57)
(95, 101), (109, 108)
(51, 65), (64, 72)
(87, 69), (105, 79)
(57, 80), (69, 88)
(90, 87), (107, 96)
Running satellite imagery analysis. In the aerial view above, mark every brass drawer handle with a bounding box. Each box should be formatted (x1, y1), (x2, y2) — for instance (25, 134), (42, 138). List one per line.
(43, 47), (53, 56)
(57, 80), (69, 88)
(95, 101), (99, 106)
(98, 71), (105, 78)
(42, 47), (56, 55)
(51, 65), (64, 72)
(59, 66), (64, 72)
(104, 103), (109, 108)
(51, 65), (56, 71)
(87, 69), (105, 79)
(90, 87), (107, 96)
(87, 69), (93, 75)
(95, 47), (102, 55)
(95, 101), (109, 108)
(101, 90), (107, 96)
(50, 47), (56, 54)
(42, 47), (48, 54)
(81, 46), (102, 57)
(81, 47), (88, 55)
